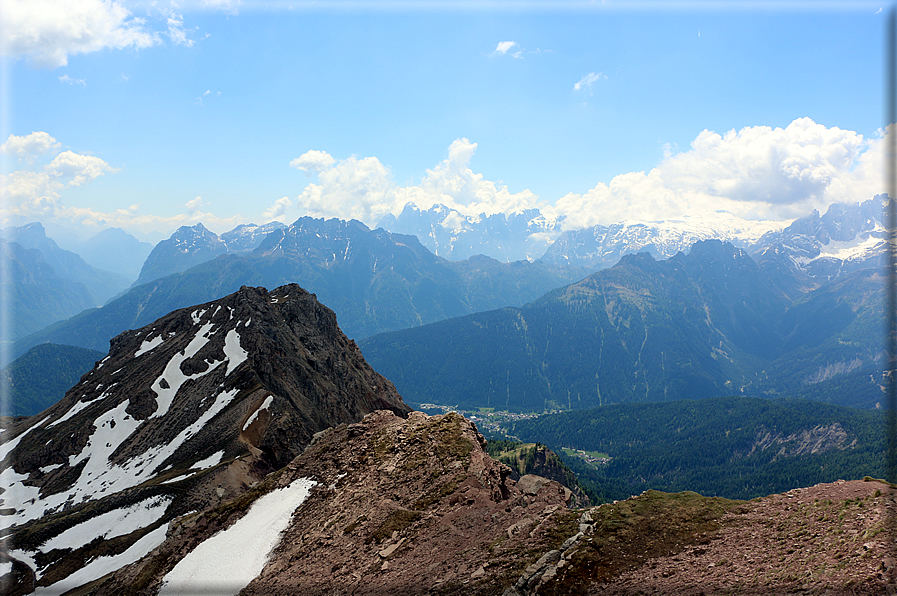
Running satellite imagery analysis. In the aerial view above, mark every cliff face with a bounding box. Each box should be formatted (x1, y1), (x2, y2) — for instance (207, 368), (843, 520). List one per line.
(0, 283), (410, 594)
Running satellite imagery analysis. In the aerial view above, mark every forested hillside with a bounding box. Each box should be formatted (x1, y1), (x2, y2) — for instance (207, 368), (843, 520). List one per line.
(502, 396), (884, 502)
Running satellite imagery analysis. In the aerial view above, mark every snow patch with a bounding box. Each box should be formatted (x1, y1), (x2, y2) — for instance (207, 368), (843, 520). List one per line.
(40, 495), (172, 552)
(158, 477), (316, 596)
(243, 395), (273, 431)
(33, 523), (170, 595)
(150, 322), (221, 418)
(135, 334), (165, 357)
(223, 329), (248, 377)
(47, 399), (94, 428)
(192, 450), (224, 470)
(190, 308), (208, 325)
(1, 388), (238, 529)
(0, 416), (49, 466)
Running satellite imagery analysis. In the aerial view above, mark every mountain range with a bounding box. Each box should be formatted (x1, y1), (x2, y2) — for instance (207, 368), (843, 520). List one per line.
(378, 203), (563, 262)
(132, 221), (287, 287)
(9, 217), (585, 364)
(359, 238), (887, 411)
(0, 224), (135, 340)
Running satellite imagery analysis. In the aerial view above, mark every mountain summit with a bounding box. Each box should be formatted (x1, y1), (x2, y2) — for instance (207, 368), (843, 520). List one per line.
(1, 283), (409, 592)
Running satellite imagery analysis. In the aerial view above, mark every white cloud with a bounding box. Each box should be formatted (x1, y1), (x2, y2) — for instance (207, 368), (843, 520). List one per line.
(573, 72), (606, 92)
(45, 151), (114, 186)
(295, 155), (395, 224)
(553, 118), (885, 229)
(0, 0), (159, 68)
(290, 150), (336, 172)
(185, 196), (205, 213)
(290, 138), (541, 227)
(493, 40), (523, 59)
(261, 196), (292, 222)
(0, 132), (61, 160)
(0, 133), (118, 224)
(165, 10), (195, 47)
(59, 74), (87, 86)
(202, 0), (241, 15)
(494, 41), (517, 54)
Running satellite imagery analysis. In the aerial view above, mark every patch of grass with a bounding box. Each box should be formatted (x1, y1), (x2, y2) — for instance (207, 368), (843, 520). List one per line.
(541, 490), (743, 595)
(412, 472), (467, 511)
(402, 412), (473, 472)
(367, 509), (421, 544)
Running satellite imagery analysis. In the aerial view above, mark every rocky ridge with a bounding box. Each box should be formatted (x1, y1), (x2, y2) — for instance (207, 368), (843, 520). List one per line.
(86, 410), (893, 595)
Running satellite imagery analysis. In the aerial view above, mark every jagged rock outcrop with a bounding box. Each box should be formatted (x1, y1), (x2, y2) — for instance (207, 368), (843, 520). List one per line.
(0, 283), (409, 594)
(92, 410), (576, 596)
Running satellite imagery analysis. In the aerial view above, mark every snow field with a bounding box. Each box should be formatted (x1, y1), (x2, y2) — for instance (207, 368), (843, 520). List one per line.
(32, 523), (170, 595)
(40, 495), (173, 552)
(158, 477), (317, 596)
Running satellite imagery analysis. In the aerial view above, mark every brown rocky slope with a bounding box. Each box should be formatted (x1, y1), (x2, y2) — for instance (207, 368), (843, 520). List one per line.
(94, 410), (895, 595)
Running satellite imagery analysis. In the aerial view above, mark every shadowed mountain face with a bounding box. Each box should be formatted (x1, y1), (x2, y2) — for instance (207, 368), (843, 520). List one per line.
(0, 283), (409, 593)
(0, 344), (105, 417)
(0, 239), (97, 340)
(1, 222), (130, 306)
(12, 217), (585, 361)
(360, 240), (886, 411)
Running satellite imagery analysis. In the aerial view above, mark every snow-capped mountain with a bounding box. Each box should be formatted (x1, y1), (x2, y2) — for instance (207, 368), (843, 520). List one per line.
(540, 211), (786, 272)
(377, 203), (563, 262)
(132, 222), (228, 287)
(133, 221), (287, 287)
(220, 221), (288, 253)
(0, 284), (409, 593)
(750, 195), (886, 283)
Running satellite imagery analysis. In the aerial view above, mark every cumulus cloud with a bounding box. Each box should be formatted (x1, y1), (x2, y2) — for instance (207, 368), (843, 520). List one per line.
(289, 138), (541, 226)
(290, 150), (337, 172)
(0, 132), (61, 160)
(553, 118), (885, 229)
(261, 196), (293, 222)
(574, 72), (606, 92)
(185, 196), (205, 213)
(0, 0), (159, 68)
(0, 132), (117, 224)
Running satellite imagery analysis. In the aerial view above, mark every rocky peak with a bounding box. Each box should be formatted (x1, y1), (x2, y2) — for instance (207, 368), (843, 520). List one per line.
(0, 283), (409, 592)
(133, 222), (228, 286)
(220, 221), (287, 253)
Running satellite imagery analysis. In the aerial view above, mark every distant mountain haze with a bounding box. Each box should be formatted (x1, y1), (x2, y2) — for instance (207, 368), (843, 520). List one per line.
(360, 239), (886, 411)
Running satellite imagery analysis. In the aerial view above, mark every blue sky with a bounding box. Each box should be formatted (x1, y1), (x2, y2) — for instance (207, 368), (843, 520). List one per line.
(0, 0), (891, 239)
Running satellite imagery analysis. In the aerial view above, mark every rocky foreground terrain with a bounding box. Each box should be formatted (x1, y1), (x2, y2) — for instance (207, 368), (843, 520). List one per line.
(85, 410), (893, 595)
